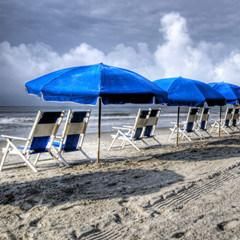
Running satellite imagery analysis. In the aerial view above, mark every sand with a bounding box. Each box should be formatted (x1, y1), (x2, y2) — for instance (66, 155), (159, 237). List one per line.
(0, 129), (240, 239)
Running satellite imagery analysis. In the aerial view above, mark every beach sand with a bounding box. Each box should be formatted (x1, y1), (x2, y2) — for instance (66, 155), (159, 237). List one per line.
(0, 129), (240, 239)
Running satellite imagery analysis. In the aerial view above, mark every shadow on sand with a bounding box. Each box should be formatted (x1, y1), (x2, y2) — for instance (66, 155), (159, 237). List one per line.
(0, 168), (183, 210)
(153, 138), (240, 162)
(104, 136), (240, 163)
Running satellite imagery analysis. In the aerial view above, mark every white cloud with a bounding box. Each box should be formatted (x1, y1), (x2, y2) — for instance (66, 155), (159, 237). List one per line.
(1, 12), (240, 105)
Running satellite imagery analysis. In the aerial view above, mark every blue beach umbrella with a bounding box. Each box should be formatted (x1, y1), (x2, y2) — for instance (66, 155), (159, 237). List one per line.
(26, 63), (168, 163)
(154, 77), (225, 145)
(154, 77), (225, 107)
(209, 82), (240, 105)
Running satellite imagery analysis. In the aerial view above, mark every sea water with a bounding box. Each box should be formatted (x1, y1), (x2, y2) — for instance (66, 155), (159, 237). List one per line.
(0, 105), (221, 139)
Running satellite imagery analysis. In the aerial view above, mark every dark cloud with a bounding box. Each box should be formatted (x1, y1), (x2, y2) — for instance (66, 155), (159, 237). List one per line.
(1, 0), (240, 52)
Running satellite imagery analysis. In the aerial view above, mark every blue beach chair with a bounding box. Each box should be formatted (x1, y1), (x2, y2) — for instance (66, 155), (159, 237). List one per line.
(169, 107), (199, 142)
(52, 110), (91, 162)
(210, 107), (234, 135)
(231, 107), (240, 130)
(142, 108), (161, 144)
(0, 111), (68, 172)
(195, 107), (211, 138)
(108, 109), (149, 151)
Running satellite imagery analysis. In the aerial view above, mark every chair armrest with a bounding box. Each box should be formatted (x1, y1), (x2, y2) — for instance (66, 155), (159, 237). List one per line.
(122, 125), (133, 129)
(54, 136), (62, 140)
(112, 126), (132, 131)
(1, 135), (27, 141)
(170, 121), (184, 127)
(171, 121), (184, 124)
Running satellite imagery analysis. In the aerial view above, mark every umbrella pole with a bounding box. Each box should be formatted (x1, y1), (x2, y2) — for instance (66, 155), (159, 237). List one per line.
(219, 105), (222, 137)
(97, 97), (102, 164)
(176, 106), (180, 146)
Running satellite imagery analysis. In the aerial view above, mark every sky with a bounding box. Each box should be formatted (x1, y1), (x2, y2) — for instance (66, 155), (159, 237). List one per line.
(1, 0), (240, 105)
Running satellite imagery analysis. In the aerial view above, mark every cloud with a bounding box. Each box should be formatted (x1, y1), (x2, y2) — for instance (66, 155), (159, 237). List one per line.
(1, 12), (240, 105)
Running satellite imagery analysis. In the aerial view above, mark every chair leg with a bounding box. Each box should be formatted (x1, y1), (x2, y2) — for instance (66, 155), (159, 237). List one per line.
(168, 129), (175, 141)
(117, 131), (141, 151)
(222, 127), (230, 135)
(50, 148), (69, 167)
(153, 136), (161, 145)
(108, 132), (119, 151)
(182, 131), (192, 142)
(141, 139), (149, 146)
(207, 131), (212, 137)
(80, 149), (91, 160)
(0, 142), (10, 171)
(121, 139), (126, 149)
(7, 140), (38, 172)
(124, 137), (140, 151)
(33, 153), (41, 166)
(58, 153), (70, 167)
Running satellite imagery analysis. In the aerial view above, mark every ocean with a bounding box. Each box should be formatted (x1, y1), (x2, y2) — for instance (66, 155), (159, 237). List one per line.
(0, 105), (222, 139)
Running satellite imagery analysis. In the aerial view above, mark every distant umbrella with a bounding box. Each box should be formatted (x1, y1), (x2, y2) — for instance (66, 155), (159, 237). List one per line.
(154, 77), (225, 145)
(209, 82), (240, 105)
(26, 63), (168, 163)
(154, 77), (225, 107)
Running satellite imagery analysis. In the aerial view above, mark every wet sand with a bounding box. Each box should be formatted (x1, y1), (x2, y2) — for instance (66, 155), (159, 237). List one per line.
(0, 129), (240, 239)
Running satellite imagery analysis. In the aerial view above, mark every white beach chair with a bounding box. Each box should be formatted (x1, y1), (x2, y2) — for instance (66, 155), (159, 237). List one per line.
(168, 107), (199, 142)
(51, 110), (91, 162)
(108, 109), (149, 151)
(0, 111), (68, 172)
(210, 107), (234, 135)
(231, 106), (240, 130)
(142, 108), (161, 144)
(195, 107), (211, 138)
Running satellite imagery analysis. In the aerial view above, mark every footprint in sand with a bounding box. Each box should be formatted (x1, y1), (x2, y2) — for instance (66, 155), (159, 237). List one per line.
(193, 214), (204, 223)
(29, 217), (42, 227)
(171, 231), (185, 238)
(217, 219), (240, 231)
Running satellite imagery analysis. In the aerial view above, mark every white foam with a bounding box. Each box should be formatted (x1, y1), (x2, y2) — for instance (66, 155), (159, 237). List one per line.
(0, 117), (33, 125)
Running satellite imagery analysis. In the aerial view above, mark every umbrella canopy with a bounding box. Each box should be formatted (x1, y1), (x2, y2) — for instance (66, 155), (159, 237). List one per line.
(26, 63), (167, 105)
(154, 77), (225, 107)
(209, 82), (240, 105)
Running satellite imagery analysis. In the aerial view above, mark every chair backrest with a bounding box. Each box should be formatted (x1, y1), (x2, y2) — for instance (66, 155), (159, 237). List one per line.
(198, 107), (210, 130)
(131, 109), (149, 140)
(143, 108), (161, 137)
(232, 107), (240, 127)
(223, 107), (233, 127)
(25, 111), (63, 153)
(185, 107), (198, 132)
(61, 110), (91, 152)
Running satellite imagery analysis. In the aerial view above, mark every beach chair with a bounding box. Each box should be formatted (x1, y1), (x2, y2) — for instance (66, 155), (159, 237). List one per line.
(0, 111), (68, 172)
(210, 107), (234, 135)
(108, 109), (149, 151)
(142, 108), (161, 144)
(51, 110), (91, 162)
(168, 107), (199, 142)
(195, 107), (211, 138)
(231, 106), (240, 130)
